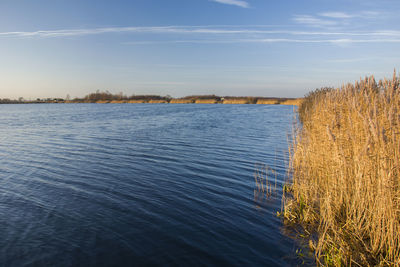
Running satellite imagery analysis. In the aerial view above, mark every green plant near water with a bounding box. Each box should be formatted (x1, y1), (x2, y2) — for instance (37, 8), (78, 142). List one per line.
(283, 72), (400, 266)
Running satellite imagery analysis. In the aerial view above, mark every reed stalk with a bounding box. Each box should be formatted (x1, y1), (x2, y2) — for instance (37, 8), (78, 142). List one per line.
(254, 164), (277, 206)
(283, 72), (400, 266)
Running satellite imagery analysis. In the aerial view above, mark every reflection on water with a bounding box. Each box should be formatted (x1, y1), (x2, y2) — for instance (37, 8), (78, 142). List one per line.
(0, 103), (302, 266)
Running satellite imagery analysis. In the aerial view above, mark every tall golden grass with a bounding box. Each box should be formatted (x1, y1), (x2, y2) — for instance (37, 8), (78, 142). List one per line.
(223, 98), (250, 104)
(148, 99), (168, 103)
(194, 99), (218, 104)
(279, 98), (303, 106)
(283, 72), (400, 266)
(256, 99), (279, 105)
(127, 99), (146, 103)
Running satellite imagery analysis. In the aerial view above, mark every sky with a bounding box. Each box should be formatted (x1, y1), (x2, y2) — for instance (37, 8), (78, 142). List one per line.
(0, 0), (399, 99)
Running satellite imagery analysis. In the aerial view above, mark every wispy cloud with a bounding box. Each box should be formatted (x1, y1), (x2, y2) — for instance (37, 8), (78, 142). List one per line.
(0, 26), (270, 38)
(319, 11), (381, 19)
(123, 38), (400, 45)
(294, 11), (383, 28)
(293, 15), (339, 27)
(2, 25), (399, 38)
(318, 12), (355, 19)
(210, 0), (249, 8)
(1, 25), (400, 45)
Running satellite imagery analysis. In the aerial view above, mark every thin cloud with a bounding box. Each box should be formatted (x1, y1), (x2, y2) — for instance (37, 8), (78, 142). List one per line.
(1, 25), (399, 44)
(211, 0), (249, 8)
(319, 11), (382, 19)
(327, 57), (377, 63)
(123, 38), (400, 45)
(318, 12), (354, 19)
(360, 11), (381, 17)
(251, 38), (400, 44)
(295, 11), (384, 28)
(1, 25), (398, 37)
(293, 15), (338, 27)
(0, 26), (268, 38)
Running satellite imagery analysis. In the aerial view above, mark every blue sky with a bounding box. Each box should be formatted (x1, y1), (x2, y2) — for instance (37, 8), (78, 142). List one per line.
(0, 0), (399, 99)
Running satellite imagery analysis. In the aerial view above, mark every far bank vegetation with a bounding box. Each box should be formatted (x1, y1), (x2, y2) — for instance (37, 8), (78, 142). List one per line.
(283, 72), (400, 266)
(1, 91), (302, 105)
(62, 91), (301, 105)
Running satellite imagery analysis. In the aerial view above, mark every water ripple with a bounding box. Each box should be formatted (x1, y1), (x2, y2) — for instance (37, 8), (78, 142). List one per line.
(0, 103), (300, 266)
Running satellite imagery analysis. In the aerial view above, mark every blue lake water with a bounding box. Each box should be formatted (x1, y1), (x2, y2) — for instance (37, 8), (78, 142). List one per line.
(0, 103), (300, 266)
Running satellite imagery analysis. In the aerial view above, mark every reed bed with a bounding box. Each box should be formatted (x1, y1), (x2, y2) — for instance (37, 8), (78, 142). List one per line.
(169, 99), (194, 104)
(127, 99), (146, 103)
(279, 98), (303, 106)
(194, 99), (218, 104)
(95, 100), (110, 104)
(256, 99), (279, 105)
(148, 99), (168, 104)
(223, 98), (250, 104)
(283, 73), (400, 266)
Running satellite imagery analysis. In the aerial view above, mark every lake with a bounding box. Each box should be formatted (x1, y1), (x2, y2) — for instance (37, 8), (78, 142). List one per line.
(0, 103), (301, 266)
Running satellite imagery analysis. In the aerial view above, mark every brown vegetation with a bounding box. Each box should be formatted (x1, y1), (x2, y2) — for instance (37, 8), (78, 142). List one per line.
(256, 99), (279, 105)
(194, 99), (218, 104)
(169, 99), (194, 104)
(110, 100), (127, 104)
(279, 98), (303, 106)
(1, 91), (302, 105)
(223, 97), (256, 104)
(223, 99), (249, 104)
(127, 99), (146, 103)
(182, 94), (221, 101)
(148, 99), (168, 104)
(81, 90), (171, 103)
(283, 73), (400, 266)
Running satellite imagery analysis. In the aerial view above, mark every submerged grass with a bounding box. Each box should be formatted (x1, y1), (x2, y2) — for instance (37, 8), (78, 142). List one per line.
(254, 164), (277, 197)
(254, 164), (278, 209)
(283, 72), (400, 266)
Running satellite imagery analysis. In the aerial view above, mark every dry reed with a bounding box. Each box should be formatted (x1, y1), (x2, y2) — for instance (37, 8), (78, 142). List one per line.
(256, 99), (279, 105)
(223, 99), (250, 104)
(194, 99), (218, 104)
(148, 99), (168, 104)
(169, 99), (194, 104)
(254, 164), (274, 196)
(283, 72), (400, 266)
(279, 99), (303, 106)
(127, 99), (147, 103)
(254, 164), (278, 208)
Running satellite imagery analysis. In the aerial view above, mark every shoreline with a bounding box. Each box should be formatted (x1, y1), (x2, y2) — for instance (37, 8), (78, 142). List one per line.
(0, 98), (303, 106)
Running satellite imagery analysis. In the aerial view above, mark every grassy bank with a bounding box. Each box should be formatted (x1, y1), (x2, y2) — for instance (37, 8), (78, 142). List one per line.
(283, 73), (400, 265)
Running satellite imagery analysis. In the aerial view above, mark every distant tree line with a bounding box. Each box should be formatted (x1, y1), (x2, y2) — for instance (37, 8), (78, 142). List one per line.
(73, 90), (171, 103)
(181, 94), (222, 101)
(1, 90), (299, 104)
(0, 98), (22, 104)
(0, 98), (66, 104)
